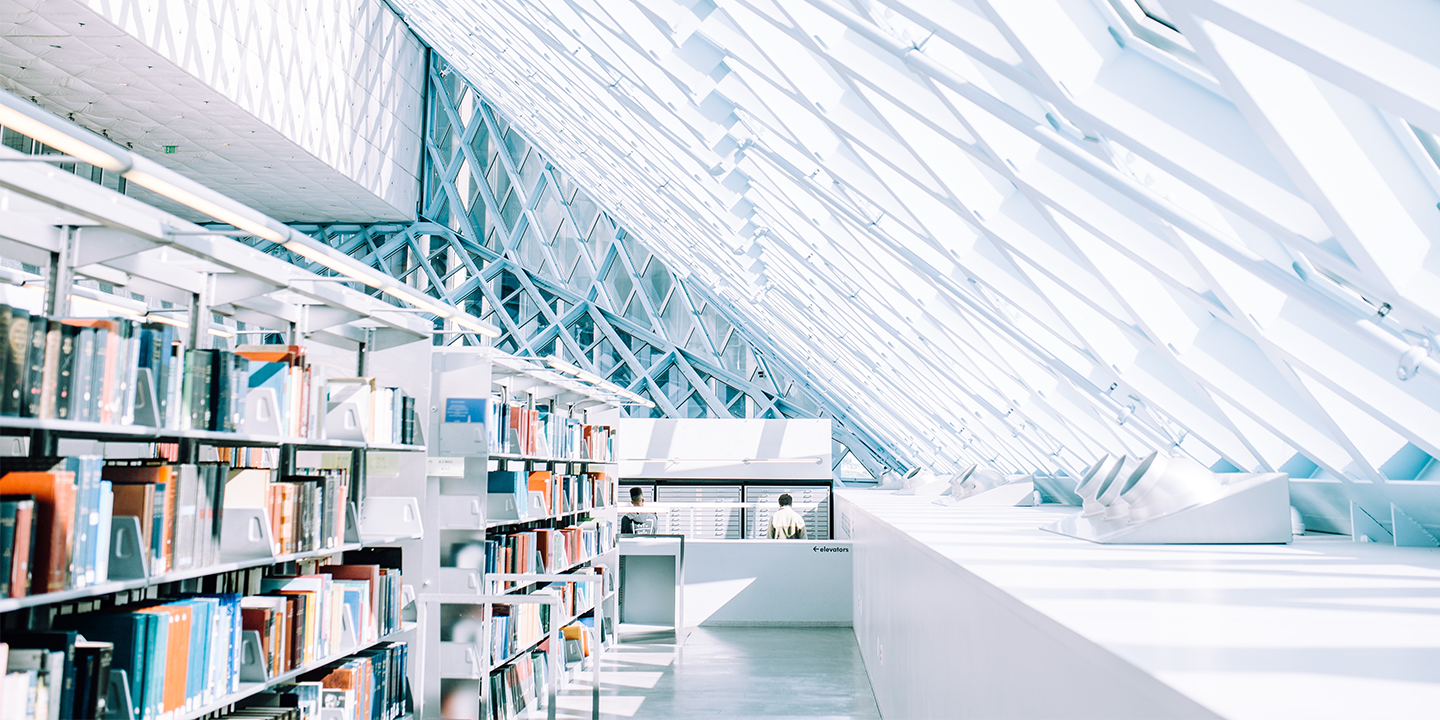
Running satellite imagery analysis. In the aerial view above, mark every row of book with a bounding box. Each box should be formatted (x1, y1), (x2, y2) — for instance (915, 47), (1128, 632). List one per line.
(526, 471), (614, 516)
(484, 615), (605, 720)
(233, 637), (408, 720)
(1, 457), (113, 595)
(0, 302), (413, 448)
(0, 636), (113, 720)
(0, 456), (358, 598)
(5, 559), (403, 720)
(485, 471), (613, 524)
(486, 644), (549, 720)
(321, 378), (417, 446)
(486, 401), (615, 461)
(455, 520), (615, 584)
(228, 468), (353, 557)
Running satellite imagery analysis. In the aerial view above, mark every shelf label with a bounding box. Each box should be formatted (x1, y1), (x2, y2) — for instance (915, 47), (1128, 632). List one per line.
(427, 456), (466, 477)
(444, 398), (488, 423)
(368, 452), (400, 476)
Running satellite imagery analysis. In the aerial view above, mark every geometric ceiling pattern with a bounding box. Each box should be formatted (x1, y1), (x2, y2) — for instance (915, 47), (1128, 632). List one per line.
(236, 62), (902, 479)
(384, 0), (1440, 500)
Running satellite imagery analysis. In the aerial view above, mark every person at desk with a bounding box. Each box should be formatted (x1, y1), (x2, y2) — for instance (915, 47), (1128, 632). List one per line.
(768, 493), (807, 539)
(621, 486), (656, 535)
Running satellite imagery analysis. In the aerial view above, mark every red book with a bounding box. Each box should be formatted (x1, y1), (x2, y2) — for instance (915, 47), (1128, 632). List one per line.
(0, 470), (76, 592)
(9, 497), (35, 596)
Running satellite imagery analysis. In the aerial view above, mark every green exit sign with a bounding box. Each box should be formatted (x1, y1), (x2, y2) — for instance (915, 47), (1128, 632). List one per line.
(164, 145), (176, 154)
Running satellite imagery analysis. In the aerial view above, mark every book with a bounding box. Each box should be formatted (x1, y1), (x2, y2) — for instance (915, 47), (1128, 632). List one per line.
(21, 312), (46, 418)
(73, 639), (114, 720)
(10, 495), (34, 596)
(6, 630), (79, 720)
(0, 469), (76, 593)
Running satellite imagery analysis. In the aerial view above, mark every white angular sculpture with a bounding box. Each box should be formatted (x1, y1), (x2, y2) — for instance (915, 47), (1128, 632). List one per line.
(957, 466), (1008, 498)
(1046, 452), (1291, 544)
(895, 469), (947, 496)
(1121, 453), (1221, 524)
(875, 470), (906, 491)
(1071, 455), (1113, 508)
(1079, 456), (1127, 517)
(947, 465), (977, 497)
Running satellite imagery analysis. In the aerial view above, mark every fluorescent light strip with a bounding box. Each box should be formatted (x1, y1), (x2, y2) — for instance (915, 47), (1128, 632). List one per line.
(0, 88), (504, 341)
(0, 93), (131, 172)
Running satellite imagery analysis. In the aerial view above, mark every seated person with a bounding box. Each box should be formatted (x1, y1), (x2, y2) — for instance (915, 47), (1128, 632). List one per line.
(620, 486), (656, 535)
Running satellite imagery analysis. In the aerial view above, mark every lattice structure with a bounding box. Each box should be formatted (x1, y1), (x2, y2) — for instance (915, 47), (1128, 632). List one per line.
(374, 0), (1440, 509)
(238, 97), (900, 481)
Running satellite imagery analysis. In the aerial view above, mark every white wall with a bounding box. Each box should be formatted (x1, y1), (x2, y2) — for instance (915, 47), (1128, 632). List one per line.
(616, 418), (831, 480)
(840, 495), (1219, 720)
(683, 540), (851, 626)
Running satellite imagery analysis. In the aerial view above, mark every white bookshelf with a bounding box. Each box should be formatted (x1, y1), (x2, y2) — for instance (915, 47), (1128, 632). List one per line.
(0, 152), (448, 719)
(419, 349), (623, 720)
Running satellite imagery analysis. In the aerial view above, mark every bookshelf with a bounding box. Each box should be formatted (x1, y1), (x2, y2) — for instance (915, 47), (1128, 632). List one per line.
(0, 153), (466, 720)
(420, 349), (623, 720)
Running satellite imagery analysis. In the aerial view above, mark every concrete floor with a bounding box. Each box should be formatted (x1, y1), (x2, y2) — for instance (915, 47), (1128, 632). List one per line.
(545, 626), (882, 719)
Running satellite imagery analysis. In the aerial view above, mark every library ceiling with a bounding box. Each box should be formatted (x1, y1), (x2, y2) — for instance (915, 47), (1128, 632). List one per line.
(368, 0), (1440, 496)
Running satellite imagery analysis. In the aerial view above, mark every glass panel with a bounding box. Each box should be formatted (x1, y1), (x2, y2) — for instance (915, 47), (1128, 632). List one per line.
(487, 162), (511, 213)
(722, 336), (752, 375)
(468, 118), (491, 174)
(594, 338), (620, 376)
(588, 215), (615, 261)
(499, 189), (523, 232)
(661, 294), (693, 343)
(618, 230), (650, 272)
(554, 230), (581, 280)
(534, 181), (565, 240)
(503, 128), (528, 166)
(642, 261), (672, 306)
(519, 150), (545, 195)
(568, 253), (594, 291)
(680, 393), (708, 419)
(623, 294), (652, 326)
(454, 158), (475, 212)
(568, 313), (595, 349)
(652, 363), (687, 407)
(603, 260), (633, 307)
(570, 191), (600, 236)
(518, 225), (546, 274)
(607, 361), (634, 390)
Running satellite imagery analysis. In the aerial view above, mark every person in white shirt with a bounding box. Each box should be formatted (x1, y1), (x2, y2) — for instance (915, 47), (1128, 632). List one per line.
(620, 486), (655, 535)
(768, 493), (807, 539)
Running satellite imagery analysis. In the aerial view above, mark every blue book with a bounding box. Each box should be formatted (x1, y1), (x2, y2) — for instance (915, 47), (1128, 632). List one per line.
(56, 611), (151, 720)
(179, 598), (214, 709)
(185, 593), (241, 697)
(63, 455), (103, 587)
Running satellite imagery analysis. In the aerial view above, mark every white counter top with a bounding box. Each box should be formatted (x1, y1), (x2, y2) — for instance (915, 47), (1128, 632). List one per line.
(838, 489), (1440, 719)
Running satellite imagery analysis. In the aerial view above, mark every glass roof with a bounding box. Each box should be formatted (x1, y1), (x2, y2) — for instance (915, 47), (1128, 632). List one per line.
(386, 0), (1440, 489)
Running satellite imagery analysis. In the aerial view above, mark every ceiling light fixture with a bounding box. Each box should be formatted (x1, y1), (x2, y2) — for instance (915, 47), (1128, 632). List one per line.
(0, 92), (130, 171)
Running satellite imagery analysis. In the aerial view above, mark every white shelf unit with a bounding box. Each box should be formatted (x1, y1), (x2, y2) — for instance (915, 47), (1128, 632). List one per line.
(420, 348), (623, 720)
(0, 150), (447, 718)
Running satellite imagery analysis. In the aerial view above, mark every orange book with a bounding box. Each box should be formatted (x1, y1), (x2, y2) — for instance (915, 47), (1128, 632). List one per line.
(137, 605), (192, 715)
(157, 465), (176, 572)
(235, 344), (302, 363)
(0, 470), (76, 592)
(529, 471), (553, 514)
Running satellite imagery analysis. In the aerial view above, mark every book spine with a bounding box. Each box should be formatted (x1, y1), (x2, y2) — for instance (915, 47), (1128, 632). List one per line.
(3, 308), (30, 416)
(22, 315), (46, 418)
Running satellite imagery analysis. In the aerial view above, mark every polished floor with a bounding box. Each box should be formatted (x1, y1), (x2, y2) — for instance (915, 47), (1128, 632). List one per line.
(546, 626), (882, 719)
